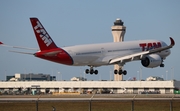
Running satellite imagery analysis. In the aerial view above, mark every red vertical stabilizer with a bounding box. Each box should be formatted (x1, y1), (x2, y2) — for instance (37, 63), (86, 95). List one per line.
(30, 18), (57, 51)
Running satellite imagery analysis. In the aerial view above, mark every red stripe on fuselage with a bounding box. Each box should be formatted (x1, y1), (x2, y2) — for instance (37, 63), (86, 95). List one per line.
(34, 48), (73, 65)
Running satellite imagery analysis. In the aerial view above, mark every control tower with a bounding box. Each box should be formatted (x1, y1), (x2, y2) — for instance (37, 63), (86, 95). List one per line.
(111, 18), (126, 81)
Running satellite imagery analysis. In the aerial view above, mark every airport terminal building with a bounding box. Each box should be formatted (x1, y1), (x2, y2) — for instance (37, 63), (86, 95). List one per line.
(0, 80), (180, 95)
(1, 73), (180, 95)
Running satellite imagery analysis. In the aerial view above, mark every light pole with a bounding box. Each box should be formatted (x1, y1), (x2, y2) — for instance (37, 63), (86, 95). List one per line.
(171, 67), (174, 80)
(137, 71), (140, 81)
(30, 73), (31, 81)
(58, 72), (60, 81)
(52, 69), (54, 81)
(80, 67), (82, 78)
(4, 70), (6, 81)
(84, 71), (86, 80)
(166, 70), (168, 81)
(110, 70), (112, 81)
(140, 67), (142, 80)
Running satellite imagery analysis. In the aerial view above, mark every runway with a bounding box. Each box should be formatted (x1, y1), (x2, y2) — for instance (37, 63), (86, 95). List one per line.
(0, 97), (180, 101)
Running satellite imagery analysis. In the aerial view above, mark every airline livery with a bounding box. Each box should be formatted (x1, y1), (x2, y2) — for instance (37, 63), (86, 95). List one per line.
(0, 18), (175, 75)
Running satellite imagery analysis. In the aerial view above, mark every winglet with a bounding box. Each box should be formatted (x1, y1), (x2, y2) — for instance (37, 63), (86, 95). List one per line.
(170, 37), (175, 47)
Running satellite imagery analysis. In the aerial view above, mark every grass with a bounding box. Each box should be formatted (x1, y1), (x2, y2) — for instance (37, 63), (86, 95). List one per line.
(0, 100), (180, 111)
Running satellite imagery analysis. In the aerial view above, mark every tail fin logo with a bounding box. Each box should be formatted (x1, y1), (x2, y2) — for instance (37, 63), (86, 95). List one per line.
(34, 21), (52, 47)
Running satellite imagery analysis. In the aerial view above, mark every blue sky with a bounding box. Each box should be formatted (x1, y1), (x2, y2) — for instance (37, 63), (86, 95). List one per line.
(0, 0), (179, 81)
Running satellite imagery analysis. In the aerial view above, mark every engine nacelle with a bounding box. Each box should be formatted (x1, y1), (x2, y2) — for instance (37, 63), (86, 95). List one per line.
(141, 54), (162, 68)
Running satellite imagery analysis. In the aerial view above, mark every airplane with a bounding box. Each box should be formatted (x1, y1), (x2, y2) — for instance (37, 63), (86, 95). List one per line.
(0, 18), (175, 75)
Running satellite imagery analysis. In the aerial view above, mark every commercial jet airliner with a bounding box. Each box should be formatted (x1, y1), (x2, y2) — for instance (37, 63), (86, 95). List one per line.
(0, 18), (175, 75)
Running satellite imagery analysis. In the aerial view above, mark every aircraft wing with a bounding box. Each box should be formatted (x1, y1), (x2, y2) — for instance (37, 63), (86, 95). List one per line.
(109, 51), (149, 64)
(109, 37), (175, 64)
(0, 41), (39, 51)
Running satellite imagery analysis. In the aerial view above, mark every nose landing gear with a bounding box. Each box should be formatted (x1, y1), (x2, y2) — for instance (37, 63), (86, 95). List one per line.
(160, 63), (164, 67)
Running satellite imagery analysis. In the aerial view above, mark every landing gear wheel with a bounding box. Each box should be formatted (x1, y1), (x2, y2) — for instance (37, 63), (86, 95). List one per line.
(123, 70), (127, 75)
(118, 70), (123, 75)
(160, 64), (164, 67)
(94, 70), (98, 75)
(114, 70), (118, 74)
(85, 69), (89, 74)
(90, 69), (94, 74)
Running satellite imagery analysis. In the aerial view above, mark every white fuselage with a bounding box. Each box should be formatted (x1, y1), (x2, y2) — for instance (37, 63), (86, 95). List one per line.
(63, 39), (170, 66)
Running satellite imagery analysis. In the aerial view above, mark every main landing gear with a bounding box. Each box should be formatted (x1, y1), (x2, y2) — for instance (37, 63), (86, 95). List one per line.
(85, 66), (98, 75)
(85, 66), (127, 75)
(114, 69), (127, 75)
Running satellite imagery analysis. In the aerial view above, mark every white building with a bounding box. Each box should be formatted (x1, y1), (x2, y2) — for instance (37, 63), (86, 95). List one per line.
(0, 80), (180, 94)
(6, 73), (56, 81)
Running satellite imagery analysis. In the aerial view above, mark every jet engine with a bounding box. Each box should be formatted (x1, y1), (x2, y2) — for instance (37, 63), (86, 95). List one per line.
(141, 54), (162, 68)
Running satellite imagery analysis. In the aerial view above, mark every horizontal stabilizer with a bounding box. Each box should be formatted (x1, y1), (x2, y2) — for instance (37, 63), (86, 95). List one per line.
(0, 42), (39, 51)
(9, 50), (34, 55)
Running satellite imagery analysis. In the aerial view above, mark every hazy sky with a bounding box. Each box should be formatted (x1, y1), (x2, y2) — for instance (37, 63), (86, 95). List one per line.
(0, 0), (179, 81)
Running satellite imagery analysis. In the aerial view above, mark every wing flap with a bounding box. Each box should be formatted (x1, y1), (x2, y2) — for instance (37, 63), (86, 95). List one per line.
(109, 51), (149, 64)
